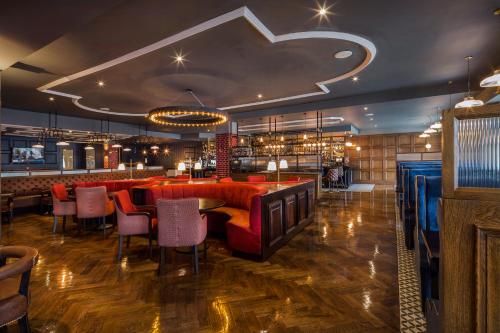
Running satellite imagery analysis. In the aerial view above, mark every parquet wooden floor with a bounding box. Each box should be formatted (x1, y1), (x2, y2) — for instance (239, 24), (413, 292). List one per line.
(1, 189), (399, 332)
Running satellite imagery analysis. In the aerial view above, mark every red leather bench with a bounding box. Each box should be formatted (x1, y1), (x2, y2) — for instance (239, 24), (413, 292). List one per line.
(144, 183), (268, 255)
(73, 177), (166, 194)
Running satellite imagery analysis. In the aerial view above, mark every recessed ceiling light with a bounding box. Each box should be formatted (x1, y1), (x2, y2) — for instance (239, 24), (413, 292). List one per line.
(334, 50), (353, 59)
(352, 76), (359, 82)
(314, 2), (332, 21)
(369, 117), (374, 121)
(68, 130), (73, 133)
(172, 51), (186, 65)
(49, 97), (55, 101)
(363, 107), (368, 111)
(257, 94), (263, 99)
(98, 80), (105, 87)
(365, 113), (374, 117)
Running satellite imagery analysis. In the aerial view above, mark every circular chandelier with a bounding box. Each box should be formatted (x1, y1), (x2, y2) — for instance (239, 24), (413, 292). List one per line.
(146, 89), (227, 127)
(147, 106), (227, 127)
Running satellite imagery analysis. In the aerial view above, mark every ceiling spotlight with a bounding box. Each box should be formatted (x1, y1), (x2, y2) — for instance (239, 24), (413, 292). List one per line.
(142, 150), (147, 155)
(49, 97), (55, 101)
(164, 148), (169, 154)
(365, 113), (374, 117)
(356, 146), (361, 151)
(172, 51), (186, 65)
(363, 107), (368, 111)
(257, 94), (263, 99)
(314, 1), (332, 22)
(352, 76), (359, 82)
(150, 145), (160, 150)
(334, 50), (352, 59)
(97, 80), (105, 87)
(240, 138), (244, 144)
(480, 69), (500, 87)
(68, 130), (73, 133)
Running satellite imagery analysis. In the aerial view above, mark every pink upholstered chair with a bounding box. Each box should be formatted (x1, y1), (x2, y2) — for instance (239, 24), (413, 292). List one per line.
(156, 198), (207, 274)
(75, 186), (115, 236)
(51, 183), (76, 233)
(113, 190), (156, 260)
(219, 177), (233, 183)
(247, 175), (266, 182)
(288, 176), (301, 181)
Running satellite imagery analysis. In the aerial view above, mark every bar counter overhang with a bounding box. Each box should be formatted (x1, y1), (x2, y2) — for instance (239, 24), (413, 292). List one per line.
(132, 179), (316, 261)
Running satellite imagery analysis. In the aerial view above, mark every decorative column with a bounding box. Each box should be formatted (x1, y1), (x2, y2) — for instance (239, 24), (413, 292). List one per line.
(215, 122), (237, 178)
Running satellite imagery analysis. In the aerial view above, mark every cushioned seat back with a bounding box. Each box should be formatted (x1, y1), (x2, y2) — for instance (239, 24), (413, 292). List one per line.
(425, 176), (442, 232)
(114, 190), (136, 214)
(415, 176), (427, 230)
(403, 168), (441, 208)
(247, 175), (266, 182)
(397, 161), (441, 192)
(52, 183), (68, 201)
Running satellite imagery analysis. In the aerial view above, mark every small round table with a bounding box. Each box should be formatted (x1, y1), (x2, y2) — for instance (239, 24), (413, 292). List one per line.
(198, 198), (225, 212)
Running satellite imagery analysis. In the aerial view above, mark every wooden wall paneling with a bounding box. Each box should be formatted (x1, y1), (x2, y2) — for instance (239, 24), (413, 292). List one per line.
(476, 224), (500, 333)
(267, 200), (284, 247)
(307, 190), (314, 218)
(297, 191), (307, 223)
(284, 194), (297, 233)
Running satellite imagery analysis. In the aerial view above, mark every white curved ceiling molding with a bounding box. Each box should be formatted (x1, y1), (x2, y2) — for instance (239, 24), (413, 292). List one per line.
(37, 6), (376, 117)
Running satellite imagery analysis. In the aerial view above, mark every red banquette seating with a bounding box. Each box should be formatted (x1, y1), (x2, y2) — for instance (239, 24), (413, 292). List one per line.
(144, 183), (268, 255)
(72, 178), (165, 193)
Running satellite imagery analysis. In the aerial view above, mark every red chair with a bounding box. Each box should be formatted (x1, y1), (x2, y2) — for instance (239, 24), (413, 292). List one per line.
(113, 190), (156, 260)
(51, 183), (76, 233)
(75, 186), (115, 235)
(156, 198), (207, 274)
(175, 175), (190, 180)
(219, 177), (233, 183)
(247, 175), (266, 182)
(288, 176), (301, 181)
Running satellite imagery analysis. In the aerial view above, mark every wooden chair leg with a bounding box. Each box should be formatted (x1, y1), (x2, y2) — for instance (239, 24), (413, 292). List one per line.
(52, 216), (58, 233)
(148, 233), (153, 259)
(117, 235), (124, 260)
(18, 314), (30, 333)
(193, 245), (199, 275)
(62, 216), (67, 233)
(126, 235), (131, 248)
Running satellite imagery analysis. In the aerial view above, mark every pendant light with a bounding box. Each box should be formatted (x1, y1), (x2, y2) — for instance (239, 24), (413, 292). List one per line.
(123, 147), (131, 152)
(267, 160), (277, 171)
(84, 144), (94, 150)
(303, 113), (308, 140)
(419, 133), (430, 138)
(455, 56), (484, 108)
(480, 69), (500, 87)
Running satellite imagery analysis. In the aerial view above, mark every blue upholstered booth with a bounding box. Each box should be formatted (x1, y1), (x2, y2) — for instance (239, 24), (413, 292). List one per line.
(402, 168), (441, 249)
(415, 175), (442, 312)
(396, 161), (441, 194)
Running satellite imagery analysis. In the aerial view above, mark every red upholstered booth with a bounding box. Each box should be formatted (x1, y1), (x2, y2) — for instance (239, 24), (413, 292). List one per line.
(73, 178), (165, 194)
(143, 183), (268, 255)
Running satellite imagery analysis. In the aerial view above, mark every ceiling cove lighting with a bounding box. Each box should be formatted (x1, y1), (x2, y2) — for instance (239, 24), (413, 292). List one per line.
(480, 69), (500, 87)
(455, 56), (484, 109)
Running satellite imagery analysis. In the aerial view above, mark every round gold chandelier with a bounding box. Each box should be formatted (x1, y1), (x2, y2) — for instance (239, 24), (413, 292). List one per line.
(146, 89), (227, 127)
(147, 106), (227, 127)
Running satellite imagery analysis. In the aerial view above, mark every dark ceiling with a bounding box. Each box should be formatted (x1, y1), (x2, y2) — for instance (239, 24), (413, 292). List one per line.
(1, 0), (499, 134)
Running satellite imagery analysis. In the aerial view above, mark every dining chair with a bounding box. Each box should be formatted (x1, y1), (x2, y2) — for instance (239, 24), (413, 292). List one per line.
(219, 177), (233, 183)
(75, 186), (115, 236)
(0, 246), (39, 333)
(247, 175), (266, 182)
(156, 198), (207, 275)
(326, 168), (339, 192)
(51, 183), (76, 233)
(1, 194), (14, 239)
(113, 190), (156, 260)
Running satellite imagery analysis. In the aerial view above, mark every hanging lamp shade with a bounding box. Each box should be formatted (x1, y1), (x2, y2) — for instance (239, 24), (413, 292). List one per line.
(419, 133), (430, 138)
(424, 128), (437, 134)
(32, 143), (44, 149)
(279, 159), (288, 169)
(455, 56), (484, 109)
(56, 140), (69, 146)
(194, 162), (202, 170)
(112, 143), (122, 148)
(430, 121), (442, 130)
(84, 144), (94, 150)
(425, 143), (432, 149)
(123, 147), (131, 152)
(267, 160), (277, 171)
(117, 163), (126, 170)
(455, 96), (484, 108)
(480, 69), (500, 87)
(177, 162), (186, 171)
(150, 145), (160, 150)
(136, 162), (144, 170)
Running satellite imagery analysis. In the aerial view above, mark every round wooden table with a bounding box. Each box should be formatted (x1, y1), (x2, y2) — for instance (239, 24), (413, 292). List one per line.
(198, 198), (225, 212)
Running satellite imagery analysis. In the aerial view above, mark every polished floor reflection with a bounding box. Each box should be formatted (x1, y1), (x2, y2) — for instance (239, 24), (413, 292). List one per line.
(2, 189), (399, 332)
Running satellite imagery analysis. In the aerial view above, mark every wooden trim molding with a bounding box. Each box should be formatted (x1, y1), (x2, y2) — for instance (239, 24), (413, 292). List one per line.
(476, 224), (500, 333)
